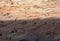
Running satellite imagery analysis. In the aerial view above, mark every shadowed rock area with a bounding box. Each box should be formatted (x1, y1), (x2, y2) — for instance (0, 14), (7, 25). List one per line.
(0, 17), (60, 41)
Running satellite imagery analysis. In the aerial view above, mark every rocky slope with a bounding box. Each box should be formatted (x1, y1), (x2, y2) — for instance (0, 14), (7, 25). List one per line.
(0, 0), (60, 41)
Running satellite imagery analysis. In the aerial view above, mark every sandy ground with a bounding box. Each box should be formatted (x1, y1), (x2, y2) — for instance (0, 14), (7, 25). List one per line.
(0, 0), (60, 41)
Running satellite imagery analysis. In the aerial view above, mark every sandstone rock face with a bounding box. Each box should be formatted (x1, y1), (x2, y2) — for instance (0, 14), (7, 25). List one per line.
(0, 0), (60, 41)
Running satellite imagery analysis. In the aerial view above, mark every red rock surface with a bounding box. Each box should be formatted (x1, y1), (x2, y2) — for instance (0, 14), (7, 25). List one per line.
(0, 0), (60, 41)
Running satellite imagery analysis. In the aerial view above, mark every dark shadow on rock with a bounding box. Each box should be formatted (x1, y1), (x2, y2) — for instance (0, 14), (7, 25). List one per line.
(0, 17), (60, 41)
